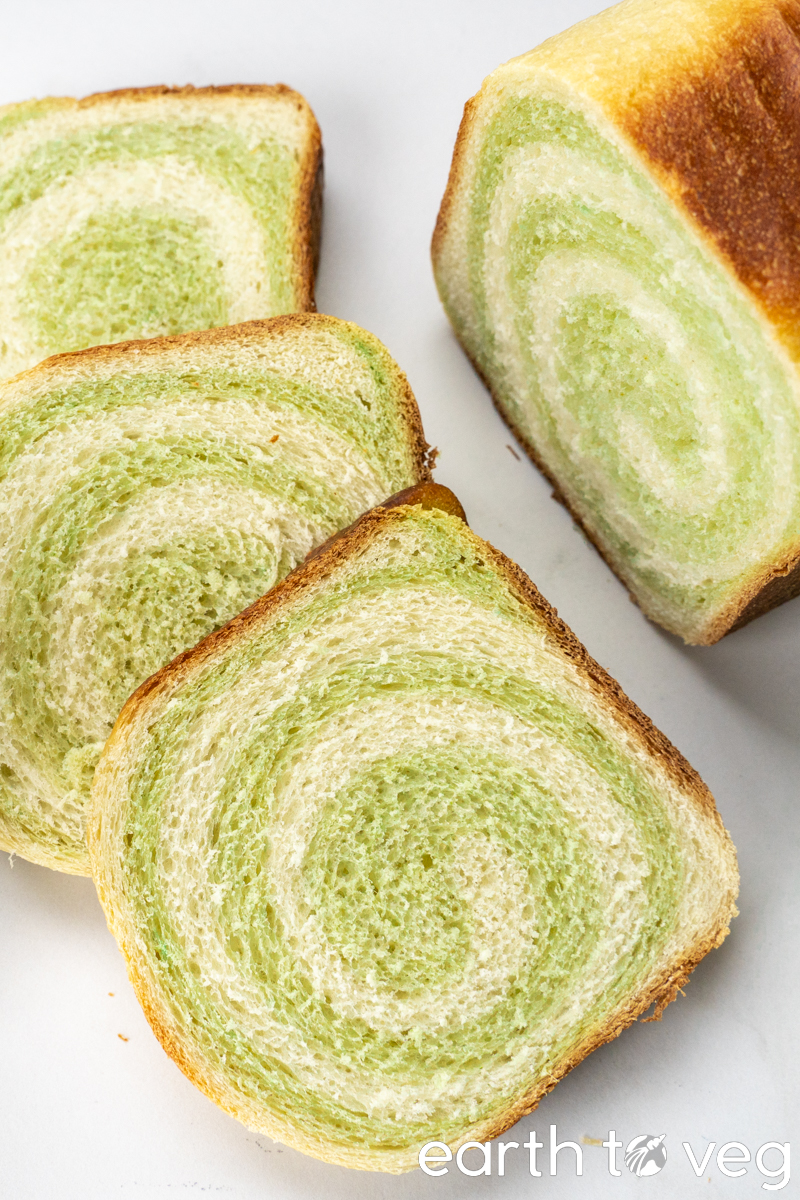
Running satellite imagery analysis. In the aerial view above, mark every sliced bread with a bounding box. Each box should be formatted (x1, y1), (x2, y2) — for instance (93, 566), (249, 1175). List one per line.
(0, 84), (321, 379)
(0, 315), (431, 874)
(89, 483), (738, 1172)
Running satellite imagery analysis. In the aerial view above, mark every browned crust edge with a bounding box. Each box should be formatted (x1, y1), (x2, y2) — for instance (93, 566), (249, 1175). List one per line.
(107, 485), (463, 730)
(431, 95), (478, 267)
(55, 83), (322, 312)
(118, 895), (732, 1174)
(302, 144), (324, 308)
(116, 911), (732, 1173)
(617, 1), (800, 364)
(5, 311), (355, 374)
(5, 313), (433, 488)
(431, 68), (800, 645)
(77, 83), (305, 105)
(279, 91), (323, 312)
(93, 483), (737, 1171)
(726, 551), (800, 632)
(477, 907), (733, 1151)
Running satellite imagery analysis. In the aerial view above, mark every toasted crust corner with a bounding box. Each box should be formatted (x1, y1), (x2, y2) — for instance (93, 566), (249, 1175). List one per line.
(431, 93), (480, 278)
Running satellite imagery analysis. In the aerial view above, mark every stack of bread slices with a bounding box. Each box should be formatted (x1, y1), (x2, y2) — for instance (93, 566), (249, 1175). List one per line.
(2, 50), (740, 1176)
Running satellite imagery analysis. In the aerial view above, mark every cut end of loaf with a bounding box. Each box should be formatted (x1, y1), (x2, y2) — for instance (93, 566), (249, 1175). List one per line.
(432, 0), (800, 644)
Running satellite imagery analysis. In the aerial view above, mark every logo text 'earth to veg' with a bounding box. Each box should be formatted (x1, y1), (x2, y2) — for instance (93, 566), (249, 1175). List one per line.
(419, 1126), (790, 1190)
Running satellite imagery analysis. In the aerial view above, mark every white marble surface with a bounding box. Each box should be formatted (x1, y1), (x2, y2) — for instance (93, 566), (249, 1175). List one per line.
(0, 1), (797, 1196)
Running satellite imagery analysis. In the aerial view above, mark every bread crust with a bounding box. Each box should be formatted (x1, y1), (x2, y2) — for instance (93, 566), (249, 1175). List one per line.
(612, 1), (800, 363)
(430, 94), (476, 270)
(90, 483), (737, 1171)
(77, 83), (305, 105)
(13, 82), (323, 313)
(117, 914), (731, 1173)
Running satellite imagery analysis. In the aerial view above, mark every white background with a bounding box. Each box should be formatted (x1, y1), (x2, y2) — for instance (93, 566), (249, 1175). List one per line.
(0, 1), (797, 1196)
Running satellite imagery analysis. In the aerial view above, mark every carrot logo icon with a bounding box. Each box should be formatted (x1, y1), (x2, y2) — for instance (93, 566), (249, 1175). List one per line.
(624, 1134), (667, 1177)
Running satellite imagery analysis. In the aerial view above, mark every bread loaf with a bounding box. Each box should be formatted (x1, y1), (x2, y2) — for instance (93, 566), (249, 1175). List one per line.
(433, 0), (800, 643)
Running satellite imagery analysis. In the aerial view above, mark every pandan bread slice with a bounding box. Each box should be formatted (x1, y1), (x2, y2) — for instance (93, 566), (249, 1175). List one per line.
(433, 0), (800, 645)
(0, 84), (321, 380)
(88, 483), (738, 1173)
(0, 315), (432, 875)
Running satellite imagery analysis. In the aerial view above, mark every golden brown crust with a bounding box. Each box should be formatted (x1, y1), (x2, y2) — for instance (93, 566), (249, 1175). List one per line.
(479, 903), (734, 1146)
(77, 83), (304, 105)
(431, 95), (477, 270)
(368, 353), (435, 490)
(7, 311), (338, 374)
(280, 93), (322, 312)
(480, 535), (717, 804)
(302, 148), (324, 309)
(301, 482), (464, 570)
(112, 482), (727, 835)
(109, 486), (455, 734)
(96, 481), (736, 1170)
(127, 906), (734, 1171)
(618, 0), (800, 362)
(725, 547), (800, 633)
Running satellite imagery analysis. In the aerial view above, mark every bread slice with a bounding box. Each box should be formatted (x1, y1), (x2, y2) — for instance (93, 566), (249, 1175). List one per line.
(88, 482), (738, 1173)
(0, 315), (432, 875)
(432, 0), (800, 645)
(0, 84), (321, 380)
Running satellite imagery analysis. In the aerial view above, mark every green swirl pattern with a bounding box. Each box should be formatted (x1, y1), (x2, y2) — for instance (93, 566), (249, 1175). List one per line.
(434, 92), (800, 643)
(0, 87), (318, 379)
(0, 317), (427, 874)
(90, 503), (737, 1171)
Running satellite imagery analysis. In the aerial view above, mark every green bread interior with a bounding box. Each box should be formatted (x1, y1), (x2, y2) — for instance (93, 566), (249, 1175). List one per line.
(439, 94), (800, 638)
(1, 113), (300, 367)
(0, 331), (418, 870)
(116, 509), (689, 1159)
(21, 208), (228, 354)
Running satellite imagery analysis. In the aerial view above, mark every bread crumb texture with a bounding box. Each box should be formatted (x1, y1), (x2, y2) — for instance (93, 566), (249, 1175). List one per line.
(0, 315), (430, 873)
(433, 0), (800, 643)
(0, 85), (321, 379)
(89, 497), (738, 1172)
